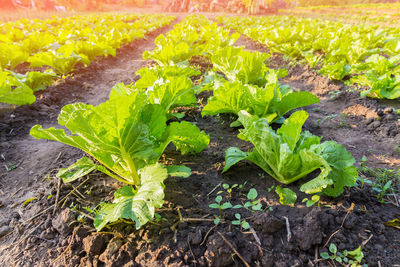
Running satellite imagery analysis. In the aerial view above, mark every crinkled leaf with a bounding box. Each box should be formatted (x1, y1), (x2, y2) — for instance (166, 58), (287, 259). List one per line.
(160, 121), (210, 155)
(223, 147), (249, 173)
(94, 164), (168, 231)
(0, 71), (35, 105)
(275, 186), (297, 206)
(57, 157), (98, 183)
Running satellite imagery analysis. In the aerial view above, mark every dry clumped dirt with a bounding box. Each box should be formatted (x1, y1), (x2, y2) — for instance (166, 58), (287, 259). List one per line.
(0, 16), (399, 267)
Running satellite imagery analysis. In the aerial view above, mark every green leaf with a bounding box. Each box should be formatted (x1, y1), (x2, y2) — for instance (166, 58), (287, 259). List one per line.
(275, 186), (297, 206)
(347, 246), (364, 262)
(247, 188), (258, 200)
(273, 91), (320, 119)
(166, 165), (191, 178)
(317, 141), (358, 197)
(320, 252), (330, 259)
(211, 46), (270, 86)
(57, 157), (98, 183)
(0, 71), (35, 105)
(135, 65), (200, 89)
(329, 243), (338, 254)
(221, 202), (232, 210)
(94, 163), (168, 231)
(161, 121), (210, 155)
(7, 70), (57, 92)
(202, 81), (253, 117)
(209, 203), (220, 209)
(30, 89), (156, 185)
(235, 213), (241, 219)
(145, 76), (197, 114)
(215, 195), (222, 203)
(223, 147), (249, 173)
(242, 221), (250, 230)
(277, 110), (309, 151)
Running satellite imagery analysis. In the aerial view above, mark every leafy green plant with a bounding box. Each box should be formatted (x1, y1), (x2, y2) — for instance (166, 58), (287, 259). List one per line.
(224, 110), (357, 196)
(202, 79), (319, 125)
(219, 183), (238, 198)
(0, 71), (35, 105)
(209, 195), (233, 217)
(232, 188), (263, 211)
(211, 46), (271, 87)
(302, 195), (320, 207)
(31, 84), (209, 231)
(232, 213), (250, 231)
(321, 244), (367, 267)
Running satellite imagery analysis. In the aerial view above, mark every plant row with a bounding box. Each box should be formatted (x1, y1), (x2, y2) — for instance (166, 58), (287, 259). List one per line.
(0, 13), (175, 105)
(218, 15), (400, 99)
(31, 15), (358, 232)
(279, 10), (400, 27)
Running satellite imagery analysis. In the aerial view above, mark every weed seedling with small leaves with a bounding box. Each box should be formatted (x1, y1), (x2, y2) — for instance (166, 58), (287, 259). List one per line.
(320, 243), (367, 266)
(232, 213), (250, 232)
(209, 195), (232, 217)
(302, 195), (320, 207)
(233, 188), (262, 211)
(219, 183), (238, 198)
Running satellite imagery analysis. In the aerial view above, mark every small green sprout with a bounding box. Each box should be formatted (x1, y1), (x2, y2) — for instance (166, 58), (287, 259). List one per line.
(209, 195), (232, 216)
(220, 183), (238, 198)
(233, 188), (262, 211)
(321, 244), (367, 267)
(302, 195), (320, 207)
(232, 213), (250, 231)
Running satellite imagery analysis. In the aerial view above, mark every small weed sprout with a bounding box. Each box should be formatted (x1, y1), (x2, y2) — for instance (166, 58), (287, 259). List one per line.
(302, 195), (320, 207)
(233, 188), (262, 211)
(219, 183), (238, 198)
(232, 213), (250, 232)
(320, 243), (367, 266)
(209, 195), (232, 217)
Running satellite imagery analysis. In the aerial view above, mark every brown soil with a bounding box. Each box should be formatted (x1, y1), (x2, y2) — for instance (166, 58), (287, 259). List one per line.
(1, 16), (400, 267)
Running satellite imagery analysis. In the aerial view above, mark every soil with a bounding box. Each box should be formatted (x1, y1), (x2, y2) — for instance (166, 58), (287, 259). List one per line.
(1, 15), (400, 267)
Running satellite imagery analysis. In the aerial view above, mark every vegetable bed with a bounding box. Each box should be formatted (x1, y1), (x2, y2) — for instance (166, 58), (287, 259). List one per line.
(0, 14), (399, 267)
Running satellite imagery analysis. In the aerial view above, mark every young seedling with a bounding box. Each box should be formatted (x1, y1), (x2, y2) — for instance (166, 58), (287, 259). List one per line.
(209, 195), (232, 217)
(233, 188), (262, 211)
(231, 213), (250, 232)
(154, 213), (168, 223)
(219, 183), (238, 198)
(320, 243), (367, 266)
(302, 195), (320, 207)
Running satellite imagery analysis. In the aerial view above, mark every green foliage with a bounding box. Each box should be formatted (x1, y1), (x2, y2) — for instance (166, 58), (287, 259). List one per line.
(218, 15), (400, 99)
(201, 46), (318, 124)
(0, 71), (35, 105)
(232, 213), (250, 231)
(0, 14), (176, 105)
(302, 195), (320, 207)
(7, 70), (57, 92)
(321, 243), (367, 267)
(143, 15), (240, 66)
(223, 110), (357, 196)
(211, 47), (271, 87)
(31, 77), (209, 231)
(275, 186), (297, 206)
(209, 195), (233, 216)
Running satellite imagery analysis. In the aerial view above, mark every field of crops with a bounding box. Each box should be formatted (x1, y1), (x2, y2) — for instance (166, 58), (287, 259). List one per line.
(0, 6), (399, 267)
